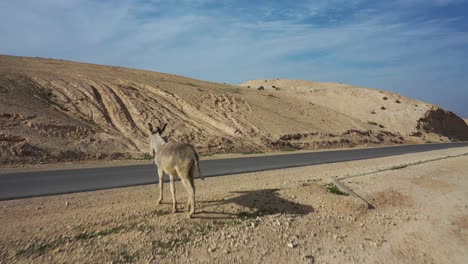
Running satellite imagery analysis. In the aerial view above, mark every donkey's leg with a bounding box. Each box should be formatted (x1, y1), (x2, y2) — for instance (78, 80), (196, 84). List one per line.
(187, 177), (196, 217)
(157, 169), (164, 204)
(169, 175), (177, 213)
(180, 176), (195, 218)
(180, 178), (192, 213)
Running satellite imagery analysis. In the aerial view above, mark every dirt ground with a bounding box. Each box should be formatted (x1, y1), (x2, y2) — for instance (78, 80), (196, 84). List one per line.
(1, 147), (467, 263)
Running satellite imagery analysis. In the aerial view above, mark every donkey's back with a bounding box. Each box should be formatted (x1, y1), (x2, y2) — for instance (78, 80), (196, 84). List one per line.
(158, 142), (199, 178)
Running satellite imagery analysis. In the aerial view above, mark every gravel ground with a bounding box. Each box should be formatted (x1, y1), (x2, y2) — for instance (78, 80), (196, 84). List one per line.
(1, 147), (467, 263)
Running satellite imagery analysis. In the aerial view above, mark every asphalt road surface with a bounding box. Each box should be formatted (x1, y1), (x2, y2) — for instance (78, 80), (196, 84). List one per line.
(1, 142), (467, 200)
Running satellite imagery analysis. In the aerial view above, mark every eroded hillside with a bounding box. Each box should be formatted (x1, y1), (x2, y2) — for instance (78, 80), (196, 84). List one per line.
(1, 55), (466, 164)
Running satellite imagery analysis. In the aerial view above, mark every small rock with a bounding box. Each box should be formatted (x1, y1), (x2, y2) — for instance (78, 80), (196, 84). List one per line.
(304, 255), (315, 263)
(65, 201), (70, 207)
(287, 242), (297, 248)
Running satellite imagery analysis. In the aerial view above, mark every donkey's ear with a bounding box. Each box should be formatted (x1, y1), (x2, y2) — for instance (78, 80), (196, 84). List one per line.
(160, 123), (167, 134)
(148, 123), (154, 133)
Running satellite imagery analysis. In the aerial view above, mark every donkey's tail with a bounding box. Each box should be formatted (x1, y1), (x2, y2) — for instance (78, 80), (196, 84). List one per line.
(192, 152), (204, 181)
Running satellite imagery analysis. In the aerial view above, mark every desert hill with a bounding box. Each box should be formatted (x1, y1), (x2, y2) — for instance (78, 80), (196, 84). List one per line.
(1, 55), (467, 164)
(241, 79), (468, 141)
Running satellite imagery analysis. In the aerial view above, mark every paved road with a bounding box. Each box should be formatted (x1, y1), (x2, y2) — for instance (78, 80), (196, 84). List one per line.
(1, 142), (467, 200)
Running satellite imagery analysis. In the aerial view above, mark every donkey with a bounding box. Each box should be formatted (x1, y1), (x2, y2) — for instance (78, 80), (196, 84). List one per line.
(148, 122), (203, 218)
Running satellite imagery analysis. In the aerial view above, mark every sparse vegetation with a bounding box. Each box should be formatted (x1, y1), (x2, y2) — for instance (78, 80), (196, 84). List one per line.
(258, 86), (265, 90)
(75, 225), (127, 240)
(15, 221), (157, 258)
(325, 183), (349, 196)
(16, 239), (64, 257)
(368, 121), (378, 126)
(383, 97), (388, 100)
(241, 150), (265, 155)
(381, 106), (386, 110)
(390, 164), (409, 170)
(153, 236), (190, 255)
(229, 88), (242, 94)
(395, 99), (401, 103)
(371, 110), (376, 114)
(133, 152), (152, 160)
(113, 250), (140, 263)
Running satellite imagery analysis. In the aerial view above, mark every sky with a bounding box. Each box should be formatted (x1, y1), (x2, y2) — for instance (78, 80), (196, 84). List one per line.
(1, 0), (468, 117)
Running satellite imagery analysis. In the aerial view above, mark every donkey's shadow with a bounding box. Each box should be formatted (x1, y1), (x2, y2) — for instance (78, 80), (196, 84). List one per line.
(193, 188), (314, 219)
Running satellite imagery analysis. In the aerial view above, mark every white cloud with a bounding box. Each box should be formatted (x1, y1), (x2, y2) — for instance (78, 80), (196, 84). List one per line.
(0, 0), (467, 115)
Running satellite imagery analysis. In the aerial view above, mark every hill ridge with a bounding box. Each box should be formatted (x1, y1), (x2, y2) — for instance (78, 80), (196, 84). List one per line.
(1, 55), (467, 164)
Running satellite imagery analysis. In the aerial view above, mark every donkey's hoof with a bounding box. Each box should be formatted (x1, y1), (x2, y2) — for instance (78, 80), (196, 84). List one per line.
(157, 199), (163, 205)
(172, 209), (177, 214)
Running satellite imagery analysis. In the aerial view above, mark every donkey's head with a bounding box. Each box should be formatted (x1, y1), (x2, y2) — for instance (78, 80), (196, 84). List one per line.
(148, 122), (168, 156)
(148, 122), (167, 136)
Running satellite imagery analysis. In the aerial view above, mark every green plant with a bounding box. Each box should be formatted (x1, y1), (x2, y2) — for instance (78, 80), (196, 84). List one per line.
(114, 250), (139, 263)
(131, 152), (152, 160)
(16, 240), (64, 257)
(390, 164), (409, 170)
(325, 183), (349, 196)
(241, 151), (265, 155)
(75, 226), (126, 240)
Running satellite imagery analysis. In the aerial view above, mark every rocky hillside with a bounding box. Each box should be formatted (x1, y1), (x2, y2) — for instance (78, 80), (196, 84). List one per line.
(1, 55), (467, 164)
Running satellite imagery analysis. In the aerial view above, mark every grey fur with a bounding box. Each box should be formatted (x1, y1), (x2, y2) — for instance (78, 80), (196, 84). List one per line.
(148, 122), (203, 218)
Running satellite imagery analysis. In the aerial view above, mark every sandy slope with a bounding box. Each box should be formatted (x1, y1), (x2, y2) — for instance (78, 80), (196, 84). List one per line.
(241, 79), (468, 140)
(1, 147), (467, 263)
(1, 55), (467, 165)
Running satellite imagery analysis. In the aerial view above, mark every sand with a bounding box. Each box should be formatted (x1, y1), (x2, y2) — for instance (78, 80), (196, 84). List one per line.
(1, 55), (467, 165)
(1, 147), (467, 263)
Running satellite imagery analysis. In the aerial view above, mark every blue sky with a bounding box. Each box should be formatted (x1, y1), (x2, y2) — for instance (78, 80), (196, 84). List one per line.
(1, 0), (468, 117)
